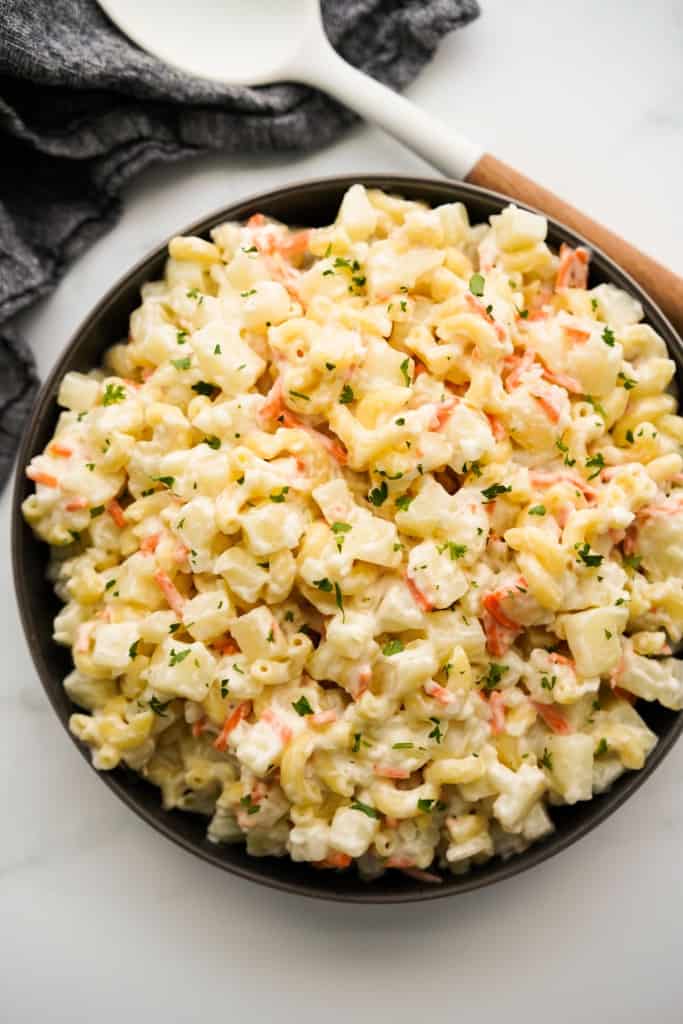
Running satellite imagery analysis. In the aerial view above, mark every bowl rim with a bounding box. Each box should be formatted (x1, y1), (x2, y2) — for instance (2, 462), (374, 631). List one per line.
(12, 172), (683, 904)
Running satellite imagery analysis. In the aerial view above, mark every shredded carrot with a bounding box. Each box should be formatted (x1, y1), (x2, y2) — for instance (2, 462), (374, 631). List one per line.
(75, 623), (93, 653)
(153, 569), (185, 617)
(26, 466), (58, 488)
(310, 710), (337, 727)
(261, 707), (293, 744)
(556, 244), (590, 289)
(504, 351), (535, 391)
(541, 367), (582, 393)
(386, 856), (415, 868)
(49, 443), (73, 458)
(213, 701), (252, 752)
(374, 764), (410, 780)
(549, 652), (574, 668)
(413, 360), (428, 378)
(192, 718), (208, 738)
(486, 412), (507, 441)
(404, 571), (433, 612)
(65, 497), (88, 511)
(529, 470), (597, 502)
(465, 292), (506, 341)
(487, 690), (506, 735)
(314, 851), (352, 870)
(482, 609), (514, 657)
(532, 700), (572, 734)
(482, 592), (520, 631)
(212, 636), (240, 656)
(533, 394), (561, 423)
(424, 680), (456, 706)
(106, 498), (126, 528)
(140, 532), (161, 554)
(613, 686), (636, 705)
(431, 397), (459, 430)
(563, 325), (591, 344)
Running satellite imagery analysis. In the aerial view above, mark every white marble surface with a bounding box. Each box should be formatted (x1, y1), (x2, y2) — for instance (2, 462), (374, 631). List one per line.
(3, 1), (683, 1021)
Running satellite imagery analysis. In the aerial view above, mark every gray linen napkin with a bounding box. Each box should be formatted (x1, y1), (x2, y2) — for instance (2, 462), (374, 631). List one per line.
(0, 0), (480, 485)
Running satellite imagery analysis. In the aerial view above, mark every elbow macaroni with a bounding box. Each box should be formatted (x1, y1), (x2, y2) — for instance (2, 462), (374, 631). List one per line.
(23, 187), (683, 880)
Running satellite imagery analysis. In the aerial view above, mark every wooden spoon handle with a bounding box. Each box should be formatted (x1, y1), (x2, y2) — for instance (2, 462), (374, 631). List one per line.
(467, 153), (683, 338)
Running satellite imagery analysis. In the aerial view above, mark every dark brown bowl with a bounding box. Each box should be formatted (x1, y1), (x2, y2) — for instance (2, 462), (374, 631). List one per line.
(12, 175), (683, 903)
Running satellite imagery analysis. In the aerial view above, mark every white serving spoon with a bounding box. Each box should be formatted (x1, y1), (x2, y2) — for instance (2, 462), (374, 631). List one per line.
(98, 0), (682, 333)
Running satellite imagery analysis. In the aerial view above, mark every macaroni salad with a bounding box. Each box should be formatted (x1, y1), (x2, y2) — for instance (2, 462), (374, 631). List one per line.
(23, 186), (683, 880)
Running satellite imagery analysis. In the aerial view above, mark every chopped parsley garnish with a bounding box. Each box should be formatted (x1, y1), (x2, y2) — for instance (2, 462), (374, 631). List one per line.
(89, 505), (105, 518)
(176, 330), (188, 345)
(518, 309), (529, 319)
(288, 389), (310, 402)
(128, 640), (139, 659)
(393, 742), (413, 750)
(242, 245), (258, 254)
(575, 542), (603, 567)
(368, 480), (389, 506)
(591, 297), (599, 311)
(86, 462), (95, 471)
(153, 476), (175, 489)
(334, 581), (344, 619)
(395, 417), (405, 426)
(149, 696), (172, 717)
(240, 795), (260, 815)
(540, 674), (557, 691)
(284, 610), (295, 623)
(395, 493), (414, 512)
(469, 272), (485, 297)
(400, 299), (407, 312)
(352, 733), (361, 753)
(313, 578), (333, 593)
(481, 663), (508, 691)
(172, 357), (191, 370)
(596, 737), (609, 756)
(417, 798), (445, 813)
(105, 579), (116, 591)
(169, 648), (190, 667)
(584, 395), (607, 418)
(437, 541), (467, 560)
(192, 381), (216, 396)
(141, 488), (155, 497)
(220, 679), (229, 698)
(556, 437), (576, 466)
(539, 748), (553, 770)
(602, 326), (616, 347)
(623, 554), (642, 569)
(382, 639), (405, 657)
(102, 383), (126, 406)
(169, 623), (181, 634)
(339, 384), (355, 404)
(350, 800), (381, 820)
(625, 429), (635, 444)
(604, 629), (613, 639)
(462, 460), (482, 477)
(428, 717), (443, 743)
(331, 521), (351, 535)
(203, 435), (221, 449)
(269, 486), (289, 503)
(240, 289), (257, 298)
(292, 695), (314, 716)
(399, 358), (412, 386)
(481, 483), (511, 502)
(529, 505), (546, 516)
(325, 362), (336, 371)
(186, 288), (202, 301)
(618, 371), (637, 390)
(585, 452), (605, 479)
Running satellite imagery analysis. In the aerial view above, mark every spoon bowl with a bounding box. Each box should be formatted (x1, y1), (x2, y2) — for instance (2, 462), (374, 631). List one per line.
(98, 0), (322, 86)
